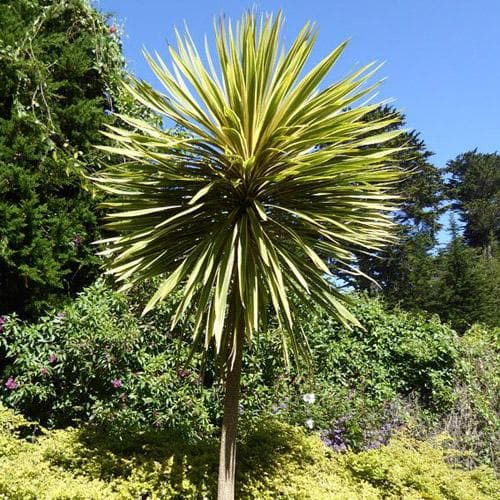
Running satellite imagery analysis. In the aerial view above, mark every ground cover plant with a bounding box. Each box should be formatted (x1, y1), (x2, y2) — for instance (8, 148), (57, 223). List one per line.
(0, 405), (497, 499)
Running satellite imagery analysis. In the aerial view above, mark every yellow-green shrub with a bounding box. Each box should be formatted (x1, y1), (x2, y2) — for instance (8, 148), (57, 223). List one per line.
(0, 406), (497, 499)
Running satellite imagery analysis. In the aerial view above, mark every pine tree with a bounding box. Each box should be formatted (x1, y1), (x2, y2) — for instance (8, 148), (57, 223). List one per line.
(433, 218), (500, 332)
(446, 150), (500, 256)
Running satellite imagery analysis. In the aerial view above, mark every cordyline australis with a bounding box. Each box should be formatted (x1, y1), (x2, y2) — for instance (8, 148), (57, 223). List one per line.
(90, 11), (404, 500)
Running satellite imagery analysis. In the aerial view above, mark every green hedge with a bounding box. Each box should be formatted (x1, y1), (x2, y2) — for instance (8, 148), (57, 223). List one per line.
(0, 406), (497, 499)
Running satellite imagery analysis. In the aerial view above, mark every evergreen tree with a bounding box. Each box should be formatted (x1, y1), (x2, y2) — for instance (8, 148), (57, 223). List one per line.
(0, 0), (146, 317)
(446, 150), (500, 256)
(375, 232), (440, 312)
(344, 106), (443, 298)
(433, 219), (500, 332)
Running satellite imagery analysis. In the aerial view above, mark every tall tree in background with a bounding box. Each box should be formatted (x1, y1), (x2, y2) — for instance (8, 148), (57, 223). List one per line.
(345, 106), (443, 304)
(433, 218), (500, 332)
(446, 150), (500, 256)
(0, 0), (145, 318)
(92, 13), (403, 498)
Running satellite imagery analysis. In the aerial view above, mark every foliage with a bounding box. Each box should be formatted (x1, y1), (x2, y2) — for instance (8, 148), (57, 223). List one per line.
(0, 407), (497, 499)
(0, 280), (219, 438)
(91, 11), (404, 365)
(1, 279), (498, 476)
(446, 150), (500, 254)
(377, 232), (440, 311)
(339, 431), (498, 500)
(1, 281), (466, 450)
(264, 297), (461, 449)
(431, 225), (500, 332)
(346, 129), (499, 332)
(0, 0), (156, 319)
(343, 105), (443, 295)
(441, 324), (499, 469)
(376, 221), (500, 332)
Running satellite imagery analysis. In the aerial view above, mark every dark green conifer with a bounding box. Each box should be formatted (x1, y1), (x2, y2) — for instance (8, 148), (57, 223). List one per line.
(0, 0), (146, 317)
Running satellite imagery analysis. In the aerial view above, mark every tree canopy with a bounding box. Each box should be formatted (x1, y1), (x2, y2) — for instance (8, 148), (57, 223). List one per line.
(446, 150), (500, 255)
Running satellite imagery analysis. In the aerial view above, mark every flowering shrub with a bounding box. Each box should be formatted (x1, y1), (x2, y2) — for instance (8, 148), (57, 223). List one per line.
(0, 280), (220, 438)
(246, 297), (462, 451)
(0, 279), (494, 462)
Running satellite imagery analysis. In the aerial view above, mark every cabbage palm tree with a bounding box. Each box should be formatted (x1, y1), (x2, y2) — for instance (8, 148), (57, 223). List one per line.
(92, 12), (403, 499)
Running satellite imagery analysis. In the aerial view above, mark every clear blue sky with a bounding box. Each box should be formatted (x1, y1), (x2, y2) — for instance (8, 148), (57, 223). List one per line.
(95, 0), (500, 170)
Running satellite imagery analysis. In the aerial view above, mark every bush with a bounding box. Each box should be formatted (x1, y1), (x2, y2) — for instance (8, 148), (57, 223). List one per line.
(441, 325), (499, 469)
(0, 406), (497, 499)
(3, 281), (497, 468)
(0, 282), (467, 451)
(249, 297), (461, 450)
(0, 279), (220, 438)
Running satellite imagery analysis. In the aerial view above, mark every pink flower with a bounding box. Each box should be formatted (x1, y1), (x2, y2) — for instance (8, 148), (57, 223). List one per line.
(0, 316), (6, 333)
(40, 367), (49, 376)
(109, 25), (116, 34)
(5, 377), (17, 390)
(48, 354), (57, 364)
(111, 378), (122, 388)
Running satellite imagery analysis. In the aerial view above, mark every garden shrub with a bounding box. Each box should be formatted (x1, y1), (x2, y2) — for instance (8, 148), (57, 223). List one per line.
(0, 406), (497, 499)
(0, 280), (220, 438)
(250, 297), (462, 449)
(2, 280), (496, 465)
(441, 324), (499, 469)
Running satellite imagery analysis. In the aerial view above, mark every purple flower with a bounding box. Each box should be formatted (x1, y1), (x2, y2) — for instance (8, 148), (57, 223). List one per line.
(111, 378), (122, 388)
(5, 377), (17, 390)
(40, 367), (49, 376)
(320, 428), (348, 452)
(363, 418), (401, 450)
(71, 235), (82, 247)
(56, 312), (65, 319)
(48, 354), (57, 364)
(0, 316), (6, 333)
(320, 416), (351, 452)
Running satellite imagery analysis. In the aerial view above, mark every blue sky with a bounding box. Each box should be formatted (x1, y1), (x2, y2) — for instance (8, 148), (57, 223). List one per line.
(96, 0), (499, 168)
(95, 0), (499, 242)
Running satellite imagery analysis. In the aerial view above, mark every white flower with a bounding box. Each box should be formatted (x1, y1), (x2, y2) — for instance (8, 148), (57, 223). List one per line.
(305, 418), (314, 429)
(302, 393), (316, 404)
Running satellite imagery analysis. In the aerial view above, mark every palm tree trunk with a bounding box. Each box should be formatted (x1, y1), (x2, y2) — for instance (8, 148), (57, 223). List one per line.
(217, 314), (245, 500)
